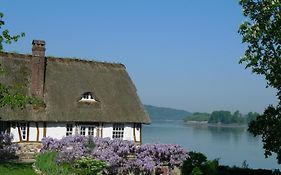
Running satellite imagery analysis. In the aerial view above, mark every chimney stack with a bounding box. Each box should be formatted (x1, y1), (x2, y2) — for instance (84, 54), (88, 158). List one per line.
(31, 40), (46, 98)
(32, 40), (46, 57)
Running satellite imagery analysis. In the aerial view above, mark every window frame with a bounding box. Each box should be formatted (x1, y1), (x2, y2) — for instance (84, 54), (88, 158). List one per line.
(88, 126), (95, 136)
(66, 124), (73, 136)
(79, 92), (98, 102)
(112, 123), (124, 139)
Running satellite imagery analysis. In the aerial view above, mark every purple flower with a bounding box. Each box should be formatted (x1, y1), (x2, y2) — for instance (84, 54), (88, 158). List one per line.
(0, 133), (19, 161)
(40, 135), (188, 174)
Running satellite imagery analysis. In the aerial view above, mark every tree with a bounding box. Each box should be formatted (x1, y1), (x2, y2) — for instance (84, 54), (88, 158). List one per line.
(238, 0), (281, 163)
(208, 110), (232, 124)
(0, 12), (25, 51)
(245, 112), (259, 123)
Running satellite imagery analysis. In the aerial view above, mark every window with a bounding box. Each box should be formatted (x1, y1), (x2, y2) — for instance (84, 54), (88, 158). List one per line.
(79, 92), (98, 102)
(135, 123), (141, 131)
(77, 125), (96, 136)
(20, 123), (27, 141)
(112, 123), (124, 139)
(80, 126), (86, 136)
(0, 121), (10, 134)
(88, 127), (95, 136)
(66, 124), (73, 136)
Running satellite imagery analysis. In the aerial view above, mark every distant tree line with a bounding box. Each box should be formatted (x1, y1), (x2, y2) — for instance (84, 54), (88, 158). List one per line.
(184, 111), (259, 125)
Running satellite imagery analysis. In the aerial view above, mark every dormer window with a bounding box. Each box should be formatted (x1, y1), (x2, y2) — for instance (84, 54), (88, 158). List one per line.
(79, 92), (98, 103)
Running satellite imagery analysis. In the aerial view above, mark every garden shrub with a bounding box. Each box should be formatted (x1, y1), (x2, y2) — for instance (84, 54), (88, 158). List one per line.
(191, 166), (203, 175)
(41, 136), (188, 174)
(73, 156), (108, 175)
(181, 151), (280, 175)
(181, 151), (218, 175)
(0, 133), (19, 161)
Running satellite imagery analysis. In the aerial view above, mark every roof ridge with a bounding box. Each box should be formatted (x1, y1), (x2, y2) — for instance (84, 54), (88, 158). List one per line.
(0, 51), (125, 69)
(0, 51), (32, 59)
(46, 56), (125, 69)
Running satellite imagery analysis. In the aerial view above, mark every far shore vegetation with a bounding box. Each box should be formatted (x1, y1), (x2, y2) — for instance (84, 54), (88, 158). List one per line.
(184, 111), (259, 126)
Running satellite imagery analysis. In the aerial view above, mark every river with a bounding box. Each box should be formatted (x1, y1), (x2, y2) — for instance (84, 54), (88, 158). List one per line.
(142, 120), (280, 170)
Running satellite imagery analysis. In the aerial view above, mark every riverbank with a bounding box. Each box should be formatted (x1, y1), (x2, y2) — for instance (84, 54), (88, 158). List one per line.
(185, 121), (248, 128)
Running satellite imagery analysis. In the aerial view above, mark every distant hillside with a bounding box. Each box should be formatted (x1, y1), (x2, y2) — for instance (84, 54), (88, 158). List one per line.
(144, 105), (192, 121)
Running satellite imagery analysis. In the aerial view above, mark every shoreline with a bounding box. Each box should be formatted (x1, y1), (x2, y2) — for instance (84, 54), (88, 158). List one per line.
(185, 121), (248, 128)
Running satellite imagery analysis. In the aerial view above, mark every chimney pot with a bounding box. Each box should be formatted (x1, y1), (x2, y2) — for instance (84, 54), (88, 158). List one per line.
(32, 40), (46, 57)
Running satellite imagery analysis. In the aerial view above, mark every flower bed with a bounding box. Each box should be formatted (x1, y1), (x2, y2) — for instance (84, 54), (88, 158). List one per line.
(41, 136), (188, 174)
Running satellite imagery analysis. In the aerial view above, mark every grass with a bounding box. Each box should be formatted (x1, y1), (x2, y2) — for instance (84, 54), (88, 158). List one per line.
(35, 151), (73, 175)
(0, 162), (36, 175)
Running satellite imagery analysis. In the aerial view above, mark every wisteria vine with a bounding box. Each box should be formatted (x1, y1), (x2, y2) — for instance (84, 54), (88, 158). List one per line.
(41, 135), (188, 174)
(0, 133), (19, 161)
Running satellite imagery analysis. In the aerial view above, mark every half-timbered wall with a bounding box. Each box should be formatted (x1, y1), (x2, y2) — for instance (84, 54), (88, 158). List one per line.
(10, 122), (142, 143)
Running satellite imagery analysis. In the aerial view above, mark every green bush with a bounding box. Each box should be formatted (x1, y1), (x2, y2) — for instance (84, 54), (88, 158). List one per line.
(73, 156), (108, 175)
(191, 166), (203, 175)
(181, 151), (218, 175)
(35, 151), (73, 175)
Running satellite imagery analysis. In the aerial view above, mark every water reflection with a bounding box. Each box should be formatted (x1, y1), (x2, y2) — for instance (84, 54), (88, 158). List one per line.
(187, 124), (245, 142)
(143, 120), (280, 170)
(209, 126), (244, 142)
(246, 132), (260, 143)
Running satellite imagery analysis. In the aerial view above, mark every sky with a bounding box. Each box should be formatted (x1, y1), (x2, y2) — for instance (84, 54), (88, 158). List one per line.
(1, 0), (277, 114)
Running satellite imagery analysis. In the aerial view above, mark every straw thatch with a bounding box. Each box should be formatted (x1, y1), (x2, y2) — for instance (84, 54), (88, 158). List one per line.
(0, 52), (150, 124)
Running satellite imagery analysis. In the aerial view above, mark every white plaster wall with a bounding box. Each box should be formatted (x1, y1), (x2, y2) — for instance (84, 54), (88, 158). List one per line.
(29, 122), (37, 141)
(10, 126), (19, 142)
(46, 122), (67, 139)
(102, 123), (113, 138)
(124, 123), (133, 141)
(102, 123), (134, 141)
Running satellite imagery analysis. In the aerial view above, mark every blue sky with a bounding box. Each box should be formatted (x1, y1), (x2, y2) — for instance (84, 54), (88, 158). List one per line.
(1, 0), (277, 113)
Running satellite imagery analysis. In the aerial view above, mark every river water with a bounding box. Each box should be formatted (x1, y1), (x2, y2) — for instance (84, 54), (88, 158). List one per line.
(142, 120), (280, 170)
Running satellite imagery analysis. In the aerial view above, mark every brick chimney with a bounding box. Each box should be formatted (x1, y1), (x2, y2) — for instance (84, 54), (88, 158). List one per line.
(31, 40), (46, 97)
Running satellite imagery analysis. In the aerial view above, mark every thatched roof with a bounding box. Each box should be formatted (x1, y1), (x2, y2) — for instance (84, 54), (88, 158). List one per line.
(0, 52), (150, 124)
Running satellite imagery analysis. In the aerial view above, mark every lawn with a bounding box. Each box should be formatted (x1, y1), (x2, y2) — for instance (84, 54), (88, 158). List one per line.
(0, 162), (36, 175)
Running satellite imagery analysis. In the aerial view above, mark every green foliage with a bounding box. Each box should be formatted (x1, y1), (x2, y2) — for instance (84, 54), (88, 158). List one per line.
(239, 0), (281, 164)
(208, 110), (245, 124)
(185, 111), (260, 125)
(181, 151), (218, 175)
(191, 166), (203, 175)
(0, 12), (41, 110)
(182, 151), (280, 175)
(73, 156), (108, 175)
(245, 112), (259, 123)
(0, 62), (44, 110)
(217, 165), (280, 175)
(0, 12), (25, 51)
(0, 83), (43, 109)
(184, 112), (210, 122)
(35, 151), (73, 175)
(248, 106), (281, 163)
(84, 136), (96, 151)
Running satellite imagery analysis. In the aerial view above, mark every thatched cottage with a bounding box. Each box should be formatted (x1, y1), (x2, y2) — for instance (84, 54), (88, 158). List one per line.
(0, 40), (150, 146)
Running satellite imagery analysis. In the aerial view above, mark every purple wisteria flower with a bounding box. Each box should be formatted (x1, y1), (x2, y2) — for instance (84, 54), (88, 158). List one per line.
(41, 135), (188, 174)
(0, 133), (19, 161)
